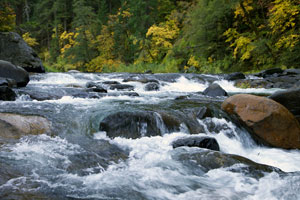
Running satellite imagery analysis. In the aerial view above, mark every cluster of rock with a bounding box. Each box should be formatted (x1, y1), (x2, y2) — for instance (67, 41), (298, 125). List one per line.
(0, 32), (50, 139)
(232, 68), (300, 89)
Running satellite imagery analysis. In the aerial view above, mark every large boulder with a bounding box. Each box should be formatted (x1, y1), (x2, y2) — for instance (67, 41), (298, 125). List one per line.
(203, 83), (228, 97)
(0, 32), (44, 72)
(172, 136), (220, 151)
(0, 60), (29, 87)
(221, 94), (300, 149)
(269, 89), (300, 122)
(0, 86), (16, 101)
(172, 148), (281, 178)
(0, 113), (52, 139)
(99, 111), (164, 139)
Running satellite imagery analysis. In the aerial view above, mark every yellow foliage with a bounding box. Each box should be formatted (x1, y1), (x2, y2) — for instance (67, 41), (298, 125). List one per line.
(187, 55), (200, 68)
(144, 18), (179, 62)
(85, 25), (120, 72)
(269, 0), (299, 34)
(275, 34), (300, 49)
(0, 5), (15, 31)
(234, 0), (253, 18)
(22, 32), (39, 47)
(224, 28), (255, 60)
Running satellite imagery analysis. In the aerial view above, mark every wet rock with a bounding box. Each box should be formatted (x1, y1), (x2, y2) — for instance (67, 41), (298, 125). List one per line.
(283, 69), (300, 75)
(123, 77), (159, 84)
(0, 78), (8, 86)
(172, 136), (220, 151)
(18, 86), (105, 100)
(89, 85), (107, 93)
(203, 83), (228, 97)
(184, 107), (212, 120)
(0, 119), (24, 139)
(99, 111), (164, 139)
(173, 148), (281, 178)
(159, 110), (205, 134)
(102, 81), (121, 85)
(0, 60), (29, 87)
(144, 82), (160, 91)
(0, 86), (16, 101)
(235, 74), (300, 89)
(0, 113), (52, 139)
(225, 72), (246, 81)
(0, 32), (44, 72)
(86, 81), (97, 88)
(109, 84), (134, 91)
(270, 89), (300, 121)
(256, 68), (283, 78)
(152, 73), (182, 83)
(222, 94), (300, 149)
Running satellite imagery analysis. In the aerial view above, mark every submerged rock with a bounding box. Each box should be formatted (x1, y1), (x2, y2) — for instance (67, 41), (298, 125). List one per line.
(99, 111), (164, 139)
(0, 32), (44, 72)
(222, 94), (300, 149)
(0, 113), (52, 139)
(203, 83), (228, 97)
(172, 136), (220, 151)
(0, 86), (16, 101)
(0, 60), (29, 87)
(173, 148), (281, 178)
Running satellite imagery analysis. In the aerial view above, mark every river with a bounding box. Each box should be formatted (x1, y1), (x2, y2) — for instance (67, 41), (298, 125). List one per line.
(0, 72), (300, 200)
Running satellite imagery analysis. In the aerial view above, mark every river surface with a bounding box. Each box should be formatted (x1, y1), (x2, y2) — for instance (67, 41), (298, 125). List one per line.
(0, 72), (300, 200)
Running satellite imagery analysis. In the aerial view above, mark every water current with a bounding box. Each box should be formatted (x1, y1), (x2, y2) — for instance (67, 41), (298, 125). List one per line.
(0, 72), (299, 200)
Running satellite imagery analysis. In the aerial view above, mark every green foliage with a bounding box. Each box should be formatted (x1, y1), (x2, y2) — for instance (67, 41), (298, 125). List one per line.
(0, 3), (15, 31)
(9, 0), (300, 73)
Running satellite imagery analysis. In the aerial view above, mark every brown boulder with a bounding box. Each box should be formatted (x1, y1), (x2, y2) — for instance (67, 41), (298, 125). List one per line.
(0, 113), (52, 139)
(221, 94), (300, 149)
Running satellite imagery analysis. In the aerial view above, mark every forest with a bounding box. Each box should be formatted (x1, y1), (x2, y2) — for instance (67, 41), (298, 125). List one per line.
(0, 0), (299, 73)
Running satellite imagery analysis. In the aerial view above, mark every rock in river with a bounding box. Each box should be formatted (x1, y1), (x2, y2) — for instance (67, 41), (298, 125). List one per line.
(269, 88), (300, 122)
(222, 94), (300, 149)
(172, 136), (220, 151)
(99, 111), (164, 139)
(0, 86), (16, 101)
(203, 83), (228, 97)
(0, 60), (29, 87)
(0, 113), (52, 139)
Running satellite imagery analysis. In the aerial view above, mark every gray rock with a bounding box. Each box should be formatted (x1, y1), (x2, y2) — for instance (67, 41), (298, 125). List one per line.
(225, 72), (246, 81)
(144, 82), (160, 91)
(203, 83), (228, 97)
(109, 84), (134, 91)
(0, 86), (16, 101)
(270, 88), (300, 120)
(172, 136), (220, 151)
(99, 111), (164, 139)
(0, 60), (29, 87)
(172, 148), (282, 178)
(0, 32), (44, 72)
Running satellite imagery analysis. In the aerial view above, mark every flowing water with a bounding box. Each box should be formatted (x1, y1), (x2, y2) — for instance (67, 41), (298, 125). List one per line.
(0, 72), (300, 200)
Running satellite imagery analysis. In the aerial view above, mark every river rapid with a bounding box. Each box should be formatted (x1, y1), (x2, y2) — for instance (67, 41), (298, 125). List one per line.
(0, 72), (300, 200)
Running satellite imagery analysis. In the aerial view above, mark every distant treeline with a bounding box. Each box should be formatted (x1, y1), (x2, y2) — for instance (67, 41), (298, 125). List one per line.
(1, 0), (299, 73)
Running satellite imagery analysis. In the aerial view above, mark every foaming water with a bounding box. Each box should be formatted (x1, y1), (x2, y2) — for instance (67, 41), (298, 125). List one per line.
(215, 79), (283, 94)
(198, 118), (300, 172)
(161, 76), (208, 93)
